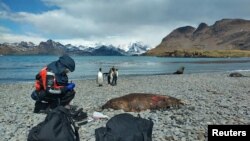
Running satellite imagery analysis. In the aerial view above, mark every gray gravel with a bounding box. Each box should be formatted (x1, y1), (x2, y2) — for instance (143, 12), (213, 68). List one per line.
(0, 72), (250, 141)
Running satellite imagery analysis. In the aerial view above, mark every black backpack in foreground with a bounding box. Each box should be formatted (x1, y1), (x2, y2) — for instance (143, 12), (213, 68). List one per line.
(28, 106), (80, 141)
(95, 113), (154, 141)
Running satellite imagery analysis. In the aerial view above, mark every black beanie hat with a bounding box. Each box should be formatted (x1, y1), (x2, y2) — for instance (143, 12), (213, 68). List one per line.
(59, 54), (75, 72)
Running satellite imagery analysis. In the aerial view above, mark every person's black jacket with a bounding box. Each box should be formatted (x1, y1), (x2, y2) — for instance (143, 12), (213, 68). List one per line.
(40, 55), (75, 95)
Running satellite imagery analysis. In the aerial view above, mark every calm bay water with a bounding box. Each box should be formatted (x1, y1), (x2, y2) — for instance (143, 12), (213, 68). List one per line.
(1, 55), (250, 83)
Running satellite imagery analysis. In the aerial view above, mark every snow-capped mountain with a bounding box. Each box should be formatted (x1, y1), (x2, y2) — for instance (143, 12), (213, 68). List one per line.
(39, 39), (65, 49)
(126, 42), (150, 55)
(63, 41), (149, 55)
(65, 44), (81, 51)
(0, 40), (150, 56)
(90, 45), (127, 56)
(2, 41), (35, 48)
(19, 41), (36, 48)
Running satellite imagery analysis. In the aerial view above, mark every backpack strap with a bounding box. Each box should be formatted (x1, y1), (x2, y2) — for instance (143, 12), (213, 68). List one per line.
(68, 116), (80, 141)
(57, 106), (71, 114)
(57, 106), (80, 141)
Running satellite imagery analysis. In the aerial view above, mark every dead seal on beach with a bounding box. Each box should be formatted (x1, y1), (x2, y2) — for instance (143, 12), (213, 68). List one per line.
(173, 66), (185, 74)
(102, 93), (184, 112)
(229, 72), (245, 77)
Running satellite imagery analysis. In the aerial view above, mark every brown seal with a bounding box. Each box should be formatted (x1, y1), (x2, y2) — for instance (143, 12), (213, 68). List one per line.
(102, 93), (184, 112)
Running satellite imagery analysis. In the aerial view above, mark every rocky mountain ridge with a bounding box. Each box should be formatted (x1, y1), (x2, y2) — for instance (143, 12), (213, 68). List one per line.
(0, 40), (150, 56)
(145, 19), (250, 57)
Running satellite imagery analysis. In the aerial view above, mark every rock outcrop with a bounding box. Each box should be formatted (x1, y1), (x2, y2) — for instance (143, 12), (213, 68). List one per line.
(145, 19), (250, 57)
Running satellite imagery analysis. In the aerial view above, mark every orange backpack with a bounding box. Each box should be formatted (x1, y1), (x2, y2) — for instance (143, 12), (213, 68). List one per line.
(35, 67), (65, 91)
(35, 67), (47, 91)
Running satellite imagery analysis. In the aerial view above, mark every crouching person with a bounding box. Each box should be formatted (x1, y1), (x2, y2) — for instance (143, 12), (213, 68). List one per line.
(31, 54), (76, 113)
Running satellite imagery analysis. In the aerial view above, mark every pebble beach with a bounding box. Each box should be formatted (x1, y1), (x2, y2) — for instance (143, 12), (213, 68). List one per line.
(0, 72), (250, 141)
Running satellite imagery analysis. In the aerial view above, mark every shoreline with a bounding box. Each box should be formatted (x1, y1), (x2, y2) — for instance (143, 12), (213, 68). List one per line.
(170, 59), (250, 64)
(0, 72), (250, 140)
(1, 70), (250, 84)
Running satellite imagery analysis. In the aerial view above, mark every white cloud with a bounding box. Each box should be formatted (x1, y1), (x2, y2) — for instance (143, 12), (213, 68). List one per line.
(0, 33), (46, 44)
(1, 0), (250, 47)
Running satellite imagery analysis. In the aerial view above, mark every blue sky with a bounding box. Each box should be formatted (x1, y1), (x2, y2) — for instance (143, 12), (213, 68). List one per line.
(2, 0), (58, 13)
(1, 0), (250, 49)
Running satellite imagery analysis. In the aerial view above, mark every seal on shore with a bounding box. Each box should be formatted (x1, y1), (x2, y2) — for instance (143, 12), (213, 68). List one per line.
(102, 93), (184, 112)
(173, 66), (185, 74)
(229, 72), (244, 77)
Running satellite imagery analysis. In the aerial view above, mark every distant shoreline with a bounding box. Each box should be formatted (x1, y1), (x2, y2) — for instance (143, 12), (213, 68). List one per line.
(170, 59), (250, 64)
(146, 49), (250, 58)
(1, 70), (249, 84)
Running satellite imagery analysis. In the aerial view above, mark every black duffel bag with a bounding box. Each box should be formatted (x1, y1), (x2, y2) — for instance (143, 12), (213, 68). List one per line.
(95, 113), (154, 141)
(28, 106), (80, 141)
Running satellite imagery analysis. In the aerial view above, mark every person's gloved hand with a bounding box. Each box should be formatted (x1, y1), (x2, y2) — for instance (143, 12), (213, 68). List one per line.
(31, 91), (39, 101)
(66, 83), (75, 91)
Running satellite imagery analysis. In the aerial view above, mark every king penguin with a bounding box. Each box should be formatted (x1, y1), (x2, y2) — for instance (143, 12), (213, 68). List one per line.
(97, 68), (104, 86)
